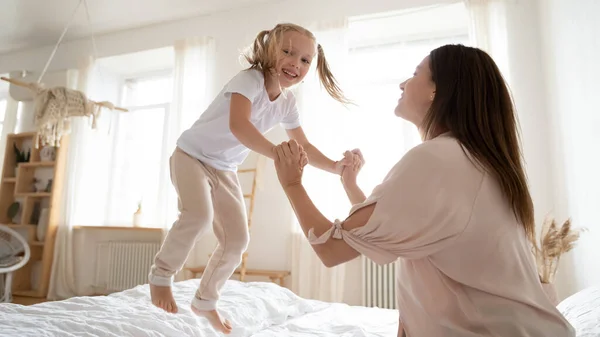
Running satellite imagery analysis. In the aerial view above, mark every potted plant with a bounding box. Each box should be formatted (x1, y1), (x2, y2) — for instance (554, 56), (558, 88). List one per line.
(11, 143), (30, 176)
(133, 200), (143, 227)
(535, 216), (585, 305)
(7, 201), (20, 224)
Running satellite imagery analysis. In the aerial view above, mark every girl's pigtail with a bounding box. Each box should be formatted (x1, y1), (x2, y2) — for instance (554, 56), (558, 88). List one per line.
(316, 44), (353, 106)
(244, 28), (282, 77)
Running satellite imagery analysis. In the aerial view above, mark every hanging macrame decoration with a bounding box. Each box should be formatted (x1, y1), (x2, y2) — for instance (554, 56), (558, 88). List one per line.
(0, 0), (127, 148)
(0, 77), (125, 148)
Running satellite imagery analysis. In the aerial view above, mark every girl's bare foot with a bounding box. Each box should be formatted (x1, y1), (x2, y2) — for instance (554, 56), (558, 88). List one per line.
(191, 305), (232, 334)
(150, 284), (178, 313)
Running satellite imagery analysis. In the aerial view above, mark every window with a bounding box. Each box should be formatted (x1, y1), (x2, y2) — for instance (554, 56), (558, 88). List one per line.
(104, 73), (173, 226)
(295, 4), (471, 228)
(345, 4), (470, 195)
(0, 98), (6, 136)
(0, 73), (9, 136)
(0, 81), (13, 170)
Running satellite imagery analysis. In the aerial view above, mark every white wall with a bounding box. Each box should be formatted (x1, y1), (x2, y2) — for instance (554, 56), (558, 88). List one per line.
(0, 0), (456, 77)
(537, 0), (600, 299)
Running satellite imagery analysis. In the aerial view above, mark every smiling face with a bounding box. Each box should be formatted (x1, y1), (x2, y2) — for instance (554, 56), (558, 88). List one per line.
(276, 30), (316, 88)
(394, 55), (437, 128)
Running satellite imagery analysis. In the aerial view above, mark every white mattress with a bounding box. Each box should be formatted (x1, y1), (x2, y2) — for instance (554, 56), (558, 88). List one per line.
(0, 279), (398, 337)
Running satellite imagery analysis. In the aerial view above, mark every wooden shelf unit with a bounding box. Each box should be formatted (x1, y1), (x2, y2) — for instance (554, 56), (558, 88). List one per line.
(0, 131), (68, 299)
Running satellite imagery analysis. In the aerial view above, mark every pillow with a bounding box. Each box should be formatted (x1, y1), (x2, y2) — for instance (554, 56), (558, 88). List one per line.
(557, 286), (600, 337)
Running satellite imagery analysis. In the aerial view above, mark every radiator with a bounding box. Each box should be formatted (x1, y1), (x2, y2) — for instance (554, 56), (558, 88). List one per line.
(94, 241), (161, 294)
(361, 256), (397, 309)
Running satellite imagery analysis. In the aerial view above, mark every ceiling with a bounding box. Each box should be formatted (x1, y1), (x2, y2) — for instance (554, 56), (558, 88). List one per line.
(0, 0), (271, 55)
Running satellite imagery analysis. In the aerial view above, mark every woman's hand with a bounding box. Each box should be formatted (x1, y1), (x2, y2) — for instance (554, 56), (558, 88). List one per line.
(341, 148), (365, 186)
(273, 140), (309, 189)
(333, 155), (354, 175)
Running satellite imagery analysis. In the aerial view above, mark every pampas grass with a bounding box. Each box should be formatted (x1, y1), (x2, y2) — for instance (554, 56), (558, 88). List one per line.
(536, 216), (585, 284)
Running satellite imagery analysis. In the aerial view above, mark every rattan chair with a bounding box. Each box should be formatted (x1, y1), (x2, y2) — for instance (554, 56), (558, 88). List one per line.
(0, 225), (31, 303)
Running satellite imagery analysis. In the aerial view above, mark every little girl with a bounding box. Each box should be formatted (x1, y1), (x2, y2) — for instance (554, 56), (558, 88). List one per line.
(148, 23), (356, 333)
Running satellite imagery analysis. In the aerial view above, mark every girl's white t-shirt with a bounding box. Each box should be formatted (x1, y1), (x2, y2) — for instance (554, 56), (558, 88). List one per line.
(176, 69), (301, 171)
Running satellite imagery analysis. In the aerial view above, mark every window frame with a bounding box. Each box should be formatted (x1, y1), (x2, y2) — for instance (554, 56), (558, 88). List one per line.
(0, 95), (7, 129)
(338, 10), (471, 193)
(102, 70), (174, 227)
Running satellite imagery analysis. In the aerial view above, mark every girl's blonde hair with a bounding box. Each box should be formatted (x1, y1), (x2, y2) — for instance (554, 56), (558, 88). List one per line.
(243, 23), (351, 105)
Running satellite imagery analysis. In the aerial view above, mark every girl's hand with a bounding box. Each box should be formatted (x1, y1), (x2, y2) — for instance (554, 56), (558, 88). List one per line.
(341, 149), (365, 186)
(334, 152), (355, 175)
(273, 140), (308, 189)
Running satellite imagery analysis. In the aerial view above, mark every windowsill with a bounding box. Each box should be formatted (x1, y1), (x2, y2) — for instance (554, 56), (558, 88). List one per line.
(72, 225), (164, 232)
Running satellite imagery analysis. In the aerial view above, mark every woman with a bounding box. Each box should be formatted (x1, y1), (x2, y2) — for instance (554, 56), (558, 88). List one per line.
(272, 44), (575, 336)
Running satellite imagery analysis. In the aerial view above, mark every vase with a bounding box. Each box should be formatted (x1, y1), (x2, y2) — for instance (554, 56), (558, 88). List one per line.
(541, 282), (559, 306)
(133, 205), (143, 227)
(40, 146), (56, 162)
(37, 208), (49, 241)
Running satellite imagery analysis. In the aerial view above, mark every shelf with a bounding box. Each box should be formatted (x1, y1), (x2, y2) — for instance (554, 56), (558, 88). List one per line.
(11, 295), (48, 305)
(5, 224), (36, 229)
(20, 162), (56, 168)
(15, 192), (52, 197)
(1, 131), (67, 301)
(8, 132), (37, 139)
(13, 289), (42, 298)
(5, 224), (37, 237)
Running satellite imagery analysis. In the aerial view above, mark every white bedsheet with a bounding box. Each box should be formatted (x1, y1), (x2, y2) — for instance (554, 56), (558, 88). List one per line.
(0, 279), (398, 337)
(253, 302), (398, 337)
(558, 285), (600, 337)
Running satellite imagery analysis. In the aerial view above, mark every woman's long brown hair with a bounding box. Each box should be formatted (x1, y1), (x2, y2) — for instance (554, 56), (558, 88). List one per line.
(422, 44), (536, 250)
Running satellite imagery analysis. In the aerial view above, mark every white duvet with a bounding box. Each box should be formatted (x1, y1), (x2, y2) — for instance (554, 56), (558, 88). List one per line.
(0, 279), (398, 337)
(2, 279), (596, 337)
(557, 285), (600, 337)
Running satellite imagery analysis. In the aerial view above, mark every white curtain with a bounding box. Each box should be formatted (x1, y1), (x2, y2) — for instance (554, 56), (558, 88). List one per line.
(162, 37), (216, 281)
(463, 0), (584, 299)
(48, 56), (115, 299)
(290, 19), (350, 303)
(464, 0), (510, 82)
(0, 97), (19, 176)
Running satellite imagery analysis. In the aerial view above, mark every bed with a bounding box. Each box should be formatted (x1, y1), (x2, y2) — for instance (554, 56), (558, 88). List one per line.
(557, 285), (600, 337)
(0, 279), (597, 337)
(0, 279), (398, 336)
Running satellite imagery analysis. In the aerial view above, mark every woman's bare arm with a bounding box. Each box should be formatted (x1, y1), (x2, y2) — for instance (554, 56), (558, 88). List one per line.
(283, 183), (375, 267)
(342, 180), (367, 205)
(340, 149), (367, 204)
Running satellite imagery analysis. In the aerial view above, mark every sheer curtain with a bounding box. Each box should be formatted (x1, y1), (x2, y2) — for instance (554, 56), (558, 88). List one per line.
(162, 37), (216, 281)
(291, 19), (351, 303)
(464, 0), (510, 82)
(0, 97), (19, 175)
(463, 0), (579, 298)
(48, 56), (116, 299)
(159, 36), (215, 233)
